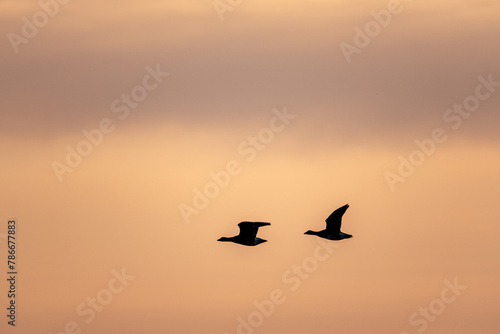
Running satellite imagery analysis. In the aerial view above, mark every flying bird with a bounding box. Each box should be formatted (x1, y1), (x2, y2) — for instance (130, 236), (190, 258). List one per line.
(218, 221), (271, 246)
(304, 204), (352, 240)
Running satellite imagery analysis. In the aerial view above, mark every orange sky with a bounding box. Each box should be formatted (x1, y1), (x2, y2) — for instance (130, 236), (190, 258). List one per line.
(1, 1), (500, 334)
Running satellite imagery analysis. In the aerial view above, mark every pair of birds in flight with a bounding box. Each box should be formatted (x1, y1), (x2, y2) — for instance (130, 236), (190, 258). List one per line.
(217, 204), (353, 246)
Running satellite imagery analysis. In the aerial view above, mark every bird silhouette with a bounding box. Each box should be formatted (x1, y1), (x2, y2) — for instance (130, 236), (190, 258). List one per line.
(304, 204), (352, 240)
(218, 221), (271, 246)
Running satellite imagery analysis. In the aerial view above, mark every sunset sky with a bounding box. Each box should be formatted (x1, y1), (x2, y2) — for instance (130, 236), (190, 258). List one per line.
(1, 1), (500, 333)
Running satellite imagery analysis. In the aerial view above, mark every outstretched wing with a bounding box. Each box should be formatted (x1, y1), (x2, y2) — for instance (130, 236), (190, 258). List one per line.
(238, 221), (271, 238)
(325, 204), (349, 233)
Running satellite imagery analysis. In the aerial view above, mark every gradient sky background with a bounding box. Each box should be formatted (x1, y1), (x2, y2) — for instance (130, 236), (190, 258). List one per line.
(1, 0), (500, 333)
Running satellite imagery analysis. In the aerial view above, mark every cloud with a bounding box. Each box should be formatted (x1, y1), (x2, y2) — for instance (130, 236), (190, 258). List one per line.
(1, 0), (499, 142)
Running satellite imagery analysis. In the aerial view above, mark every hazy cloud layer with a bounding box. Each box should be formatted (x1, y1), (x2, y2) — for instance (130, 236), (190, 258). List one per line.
(2, 0), (499, 141)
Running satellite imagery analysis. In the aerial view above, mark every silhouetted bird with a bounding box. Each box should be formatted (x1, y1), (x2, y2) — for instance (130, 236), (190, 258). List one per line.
(304, 204), (352, 240)
(218, 222), (271, 246)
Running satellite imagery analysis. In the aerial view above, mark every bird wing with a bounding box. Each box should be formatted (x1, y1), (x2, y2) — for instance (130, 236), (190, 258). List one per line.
(238, 221), (270, 238)
(325, 204), (349, 233)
